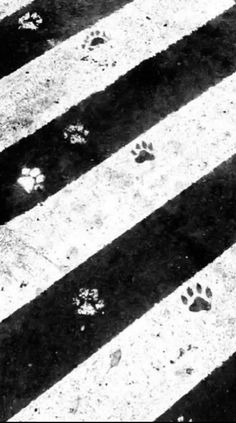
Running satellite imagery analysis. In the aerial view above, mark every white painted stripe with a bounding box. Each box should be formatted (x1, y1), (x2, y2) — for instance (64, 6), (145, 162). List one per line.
(1, 71), (236, 323)
(0, 0), (32, 20)
(9, 240), (236, 421)
(0, 0), (233, 152)
(0, 226), (63, 310)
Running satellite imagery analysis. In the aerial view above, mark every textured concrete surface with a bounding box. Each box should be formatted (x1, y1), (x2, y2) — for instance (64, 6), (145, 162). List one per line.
(1, 70), (236, 323)
(0, 0), (135, 79)
(9, 242), (236, 421)
(157, 352), (236, 422)
(0, 0), (232, 152)
(0, 0), (32, 20)
(1, 1), (236, 421)
(3, 153), (236, 420)
(1, 4), (236, 225)
(0, 226), (63, 322)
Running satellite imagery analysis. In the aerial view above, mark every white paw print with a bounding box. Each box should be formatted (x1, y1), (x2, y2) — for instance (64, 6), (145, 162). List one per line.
(18, 12), (43, 31)
(17, 167), (45, 193)
(63, 123), (89, 145)
(73, 288), (105, 316)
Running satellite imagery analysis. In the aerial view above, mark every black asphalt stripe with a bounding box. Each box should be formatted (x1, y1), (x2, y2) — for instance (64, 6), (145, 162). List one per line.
(0, 0), (133, 78)
(1, 5), (236, 224)
(155, 353), (236, 422)
(1, 154), (236, 420)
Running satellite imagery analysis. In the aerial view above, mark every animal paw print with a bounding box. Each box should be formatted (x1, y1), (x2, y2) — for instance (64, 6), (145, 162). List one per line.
(17, 167), (45, 193)
(181, 283), (213, 312)
(73, 288), (105, 316)
(63, 123), (89, 145)
(82, 30), (110, 51)
(18, 12), (43, 31)
(131, 141), (155, 163)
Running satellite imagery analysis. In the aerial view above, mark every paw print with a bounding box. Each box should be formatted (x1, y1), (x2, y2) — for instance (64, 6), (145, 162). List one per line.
(181, 283), (213, 312)
(73, 288), (105, 316)
(82, 30), (110, 52)
(131, 141), (155, 163)
(18, 12), (43, 31)
(17, 167), (45, 193)
(63, 123), (89, 145)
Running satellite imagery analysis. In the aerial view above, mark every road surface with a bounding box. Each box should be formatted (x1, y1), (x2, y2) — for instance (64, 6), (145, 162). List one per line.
(0, 0), (236, 421)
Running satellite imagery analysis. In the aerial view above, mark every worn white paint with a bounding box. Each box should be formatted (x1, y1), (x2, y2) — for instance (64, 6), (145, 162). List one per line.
(0, 0), (233, 152)
(0, 226), (63, 318)
(9, 241), (236, 421)
(0, 0), (32, 21)
(18, 11), (43, 30)
(0, 70), (236, 323)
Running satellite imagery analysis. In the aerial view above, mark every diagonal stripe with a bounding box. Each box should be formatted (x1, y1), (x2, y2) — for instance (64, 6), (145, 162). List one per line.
(0, 0), (233, 153)
(8, 241), (236, 422)
(0, 0), (32, 20)
(1, 70), (236, 323)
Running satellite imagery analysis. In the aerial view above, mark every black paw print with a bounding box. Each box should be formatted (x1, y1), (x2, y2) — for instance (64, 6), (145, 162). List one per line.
(131, 141), (155, 164)
(82, 30), (110, 51)
(181, 283), (213, 312)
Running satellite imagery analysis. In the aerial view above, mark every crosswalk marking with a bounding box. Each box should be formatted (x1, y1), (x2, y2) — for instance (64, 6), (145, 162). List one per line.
(9, 241), (236, 421)
(0, 0), (232, 153)
(156, 351), (236, 421)
(0, 226), (63, 317)
(2, 152), (236, 421)
(0, 0), (32, 21)
(1, 1), (236, 420)
(1, 70), (235, 324)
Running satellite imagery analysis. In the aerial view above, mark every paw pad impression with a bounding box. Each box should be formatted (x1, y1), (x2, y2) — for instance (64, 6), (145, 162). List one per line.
(18, 12), (43, 31)
(63, 123), (89, 145)
(17, 167), (45, 193)
(73, 288), (105, 316)
(82, 30), (110, 51)
(131, 141), (155, 163)
(181, 283), (212, 312)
